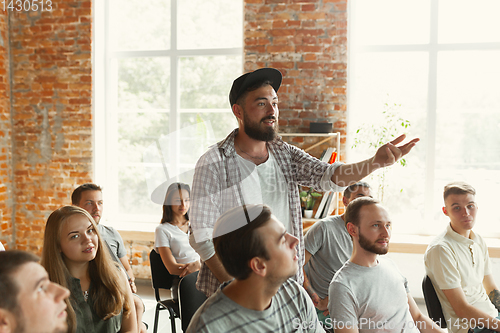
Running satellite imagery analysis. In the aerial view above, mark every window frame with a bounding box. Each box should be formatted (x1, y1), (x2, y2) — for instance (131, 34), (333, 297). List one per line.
(347, 0), (500, 237)
(94, 0), (242, 231)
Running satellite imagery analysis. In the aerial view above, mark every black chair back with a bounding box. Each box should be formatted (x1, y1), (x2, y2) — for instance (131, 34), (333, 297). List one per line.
(178, 271), (207, 332)
(150, 249), (177, 299)
(422, 275), (447, 328)
(149, 249), (179, 333)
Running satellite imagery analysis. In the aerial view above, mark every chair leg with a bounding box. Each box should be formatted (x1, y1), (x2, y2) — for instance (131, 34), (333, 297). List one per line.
(168, 307), (177, 333)
(153, 305), (160, 333)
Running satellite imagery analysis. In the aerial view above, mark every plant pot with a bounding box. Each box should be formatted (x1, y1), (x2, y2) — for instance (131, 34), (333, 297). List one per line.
(304, 210), (313, 218)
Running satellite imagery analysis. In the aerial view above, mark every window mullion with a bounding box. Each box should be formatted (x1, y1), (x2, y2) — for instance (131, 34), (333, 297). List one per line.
(424, 0), (439, 219)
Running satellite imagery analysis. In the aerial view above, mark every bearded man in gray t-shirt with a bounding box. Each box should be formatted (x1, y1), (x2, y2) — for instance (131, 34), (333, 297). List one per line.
(328, 197), (445, 333)
(303, 182), (372, 324)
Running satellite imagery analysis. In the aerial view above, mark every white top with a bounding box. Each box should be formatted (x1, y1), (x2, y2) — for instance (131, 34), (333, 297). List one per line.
(236, 152), (292, 231)
(0, 242), (4, 251)
(155, 222), (200, 264)
(424, 224), (497, 333)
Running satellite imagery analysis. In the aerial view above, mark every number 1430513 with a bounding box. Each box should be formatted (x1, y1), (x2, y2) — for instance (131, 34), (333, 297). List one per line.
(2, 0), (52, 11)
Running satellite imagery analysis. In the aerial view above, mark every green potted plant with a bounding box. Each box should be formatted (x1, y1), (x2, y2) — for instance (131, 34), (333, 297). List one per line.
(351, 101), (411, 202)
(300, 188), (322, 218)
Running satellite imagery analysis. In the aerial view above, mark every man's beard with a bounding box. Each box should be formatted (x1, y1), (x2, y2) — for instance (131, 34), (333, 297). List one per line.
(358, 232), (389, 255)
(243, 112), (278, 142)
(265, 261), (298, 288)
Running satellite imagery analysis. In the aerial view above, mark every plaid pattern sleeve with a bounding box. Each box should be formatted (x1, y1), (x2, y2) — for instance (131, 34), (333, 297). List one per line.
(190, 130), (245, 296)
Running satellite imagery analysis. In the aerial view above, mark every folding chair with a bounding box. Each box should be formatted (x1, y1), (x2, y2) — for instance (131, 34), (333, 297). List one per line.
(422, 275), (474, 332)
(149, 249), (180, 333)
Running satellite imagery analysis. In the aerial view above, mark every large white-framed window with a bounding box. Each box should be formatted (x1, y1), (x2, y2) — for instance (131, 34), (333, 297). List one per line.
(347, 0), (500, 237)
(95, 0), (242, 231)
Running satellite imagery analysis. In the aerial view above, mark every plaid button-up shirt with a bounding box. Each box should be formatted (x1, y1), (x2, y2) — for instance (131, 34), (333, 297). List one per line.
(190, 129), (344, 296)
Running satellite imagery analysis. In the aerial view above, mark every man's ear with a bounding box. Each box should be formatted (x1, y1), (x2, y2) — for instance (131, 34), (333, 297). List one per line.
(232, 104), (243, 120)
(442, 206), (448, 216)
(346, 222), (357, 238)
(0, 309), (15, 333)
(249, 257), (266, 278)
(342, 196), (349, 207)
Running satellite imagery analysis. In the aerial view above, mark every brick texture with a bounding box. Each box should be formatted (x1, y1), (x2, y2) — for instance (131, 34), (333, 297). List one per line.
(0, 0), (348, 277)
(0, 10), (12, 250)
(244, 0), (348, 160)
(0, 1), (93, 254)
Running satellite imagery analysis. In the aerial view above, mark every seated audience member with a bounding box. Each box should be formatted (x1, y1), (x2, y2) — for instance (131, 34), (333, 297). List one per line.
(155, 182), (201, 278)
(0, 250), (70, 333)
(42, 206), (137, 333)
(424, 182), (500, 333)
(304, 182), (372, 323)
(329, 197), (444, 333)
(72, 183), (146, 333)
(187, 204), (323, 332)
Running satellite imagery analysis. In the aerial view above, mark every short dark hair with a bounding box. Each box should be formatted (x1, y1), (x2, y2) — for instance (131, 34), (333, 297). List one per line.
(345, 196), (380, 227)
(71, 183), (102, 205)
(213, 205), (272, 280)
(161, 182), (190, 223)
(0, 250), (40, 312)
(443, 181), (476, 201)
(343, 181), (371, 199)
(235, 80), (273, 106)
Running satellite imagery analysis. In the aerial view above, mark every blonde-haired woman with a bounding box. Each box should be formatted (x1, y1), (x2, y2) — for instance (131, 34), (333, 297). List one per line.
(42, 206), (137, 333)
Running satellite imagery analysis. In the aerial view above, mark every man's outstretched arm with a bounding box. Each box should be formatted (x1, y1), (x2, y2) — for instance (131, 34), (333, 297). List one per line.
(331, 134), (419, 187)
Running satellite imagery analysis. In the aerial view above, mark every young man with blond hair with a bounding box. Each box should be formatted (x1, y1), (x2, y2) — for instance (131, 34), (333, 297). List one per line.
(425, 182), (500, 333)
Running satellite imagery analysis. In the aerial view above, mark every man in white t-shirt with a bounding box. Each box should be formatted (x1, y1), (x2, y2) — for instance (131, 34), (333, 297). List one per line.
(424, 182), (500, 333)
(329, 197), (444, 333)
(190, 67), (420, 297)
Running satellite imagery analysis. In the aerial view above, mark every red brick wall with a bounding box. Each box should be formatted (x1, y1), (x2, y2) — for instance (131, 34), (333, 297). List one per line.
(3, 1), (93, 253)
(0, 11), (12, 250)
(244, 0), (348, 160)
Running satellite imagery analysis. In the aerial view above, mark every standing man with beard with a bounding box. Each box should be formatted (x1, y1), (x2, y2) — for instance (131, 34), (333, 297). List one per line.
(328, 197), (443, 333)
(190, 67), (419, 297)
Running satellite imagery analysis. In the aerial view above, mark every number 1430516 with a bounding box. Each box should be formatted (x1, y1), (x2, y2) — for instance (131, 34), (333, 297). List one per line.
(2, 0), (52, 11)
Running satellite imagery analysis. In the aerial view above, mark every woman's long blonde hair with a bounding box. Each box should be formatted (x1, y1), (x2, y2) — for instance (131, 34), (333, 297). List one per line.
(41, 206), (132, 333)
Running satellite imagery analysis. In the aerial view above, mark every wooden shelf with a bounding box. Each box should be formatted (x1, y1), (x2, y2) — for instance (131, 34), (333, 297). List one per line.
(279, 132), (340, 154)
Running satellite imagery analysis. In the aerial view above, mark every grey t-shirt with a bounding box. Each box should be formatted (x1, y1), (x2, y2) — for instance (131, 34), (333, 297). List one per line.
(97, 224), (127, 261)
(187, 278), (323, 333)
(304, 215), (352, 298)
(328, 257), (420, 333)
